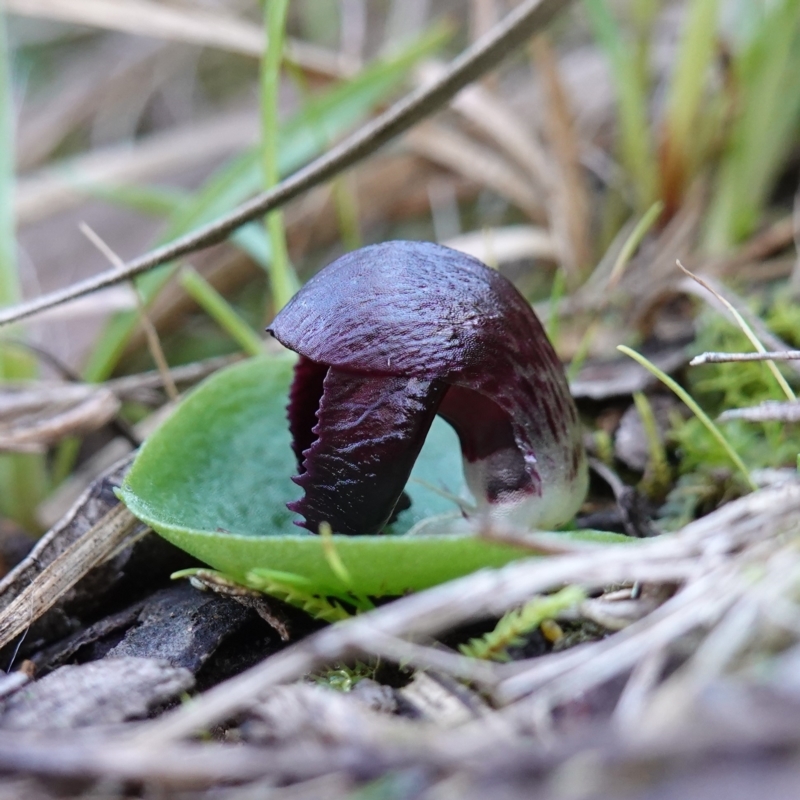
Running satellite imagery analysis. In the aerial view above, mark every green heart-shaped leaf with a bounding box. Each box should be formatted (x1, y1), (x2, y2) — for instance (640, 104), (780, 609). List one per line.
(119, 356), (629, 596)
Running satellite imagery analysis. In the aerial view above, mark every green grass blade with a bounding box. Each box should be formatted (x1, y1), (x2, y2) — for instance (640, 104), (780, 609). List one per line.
(179, 267), (264, 358)
(704, 0), (800, 251)
(632, 391), (671, 497)
(618, 345), (757, 491)
(677, 261), (795, 401)
(546, 267), (566, 346)
(607, 200), (663, 287)
(0, 10), (47, 530)
(82, 184), (189, 217)
(0, 12), (17, 326)
(331, 176), (362, 252)
(261, 0), (298, 312)
(660, 0), (719, 210)
(582, 0), (657, 210)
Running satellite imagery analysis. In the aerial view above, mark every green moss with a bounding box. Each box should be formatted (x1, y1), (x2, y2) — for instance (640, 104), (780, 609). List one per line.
(313, 662), (378, 692)
(671, 310), (799, 476)
(660, 306), (800, 528)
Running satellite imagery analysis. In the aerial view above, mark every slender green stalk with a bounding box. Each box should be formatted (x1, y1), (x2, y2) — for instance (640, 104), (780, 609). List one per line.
(546, 267), (567, 346)
(618, 345), (757, 491)
(319, 522), (358, 594)
(0, 12), (47, 530)
(0, 22), (20, 327)
(660, 0), (719, 210)
(632, 391), (671, 498)
(704, 0), (800, 250)
(180, 268), (264, 358)
(607, 201), (663, 288)
(286, 53), (360, 254)
(677, 261), (795, 401)
(566, 319), (599, 383)
(331, 176), (362, 251)
(582, 0), (657, 210)
(570, 202), (662, 384)
(261, 0), (299, 311)
(631, 0), (660, 82)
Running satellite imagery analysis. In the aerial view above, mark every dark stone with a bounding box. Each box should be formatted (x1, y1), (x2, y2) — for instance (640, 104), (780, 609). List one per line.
(106, 583), (254, 673)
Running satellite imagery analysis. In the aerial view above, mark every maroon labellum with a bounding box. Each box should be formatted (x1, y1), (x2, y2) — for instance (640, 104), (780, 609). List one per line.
(267, 240), (587, 535)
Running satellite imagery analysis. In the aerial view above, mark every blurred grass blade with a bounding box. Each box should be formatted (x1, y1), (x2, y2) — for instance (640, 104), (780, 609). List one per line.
(618, 345), (757, 491)
(82, 24), (449, 383)
(332, 175), (363, 251)
(84, 184), (189, 217)
(582, 0), (657, 210)
(261, 0), (298, 312)
(179, 268), (264, 358)
(546, 267), (566, 345)
(0, 10), (47, 530)
(677, 261), (795, 401)
(232, 223), (272, 268)
(4, 0), (264, 55)
(607, 200), (663, 288)
(632, 391), (671, 498)
(704, 0), (800, 251)
(660, 0), (719, 214)
(0, 13), (18, 330)
(4, 0), (353, 77)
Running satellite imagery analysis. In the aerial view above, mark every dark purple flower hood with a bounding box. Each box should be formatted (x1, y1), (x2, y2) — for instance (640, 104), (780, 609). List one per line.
(268, 240), (587, 535)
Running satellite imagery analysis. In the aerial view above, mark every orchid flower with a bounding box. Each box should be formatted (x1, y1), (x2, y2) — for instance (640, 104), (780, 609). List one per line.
(268, 241), (587, 535)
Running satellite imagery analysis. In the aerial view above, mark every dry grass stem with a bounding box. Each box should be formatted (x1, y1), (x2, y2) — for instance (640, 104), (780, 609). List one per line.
(679, 273), (800, 377)
(418, 61), (552, 192)
(531, 35), (591, 279)
(0, 387), (120, 451)
(444, 225), (557, 264)
(612, 646), (669, 728)
(0, 355), (238, 445)
(104, 353), (241, 397)
(5, 0), (354, 77)
(15, 110), (257, 225)
(405, 121), (544, 220)
(16, 42), (167, 171)
(0, 504), (140, 649)
(79, 222), (179, 402)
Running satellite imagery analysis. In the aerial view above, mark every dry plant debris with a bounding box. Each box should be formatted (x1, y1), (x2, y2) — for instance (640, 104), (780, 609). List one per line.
(0, 466), (799, 798)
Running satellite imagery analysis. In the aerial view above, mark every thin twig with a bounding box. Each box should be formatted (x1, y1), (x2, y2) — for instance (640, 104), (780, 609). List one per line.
(0, 0), (571, 328)
(677, 260), (795, 400)
(718, 402), (800, 423)
(104, 353), (242, 396)
(679, 271), (800, 378)
(79, 223), (179, 402)
(691, 350), (800, 365)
